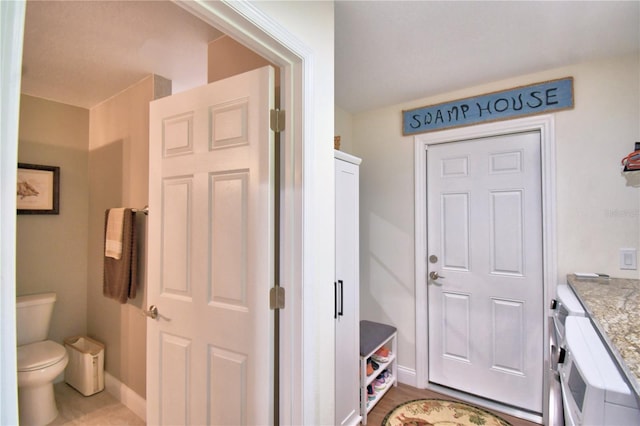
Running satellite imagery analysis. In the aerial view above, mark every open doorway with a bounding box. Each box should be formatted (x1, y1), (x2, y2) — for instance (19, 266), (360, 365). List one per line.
(13, 1), (307, 424)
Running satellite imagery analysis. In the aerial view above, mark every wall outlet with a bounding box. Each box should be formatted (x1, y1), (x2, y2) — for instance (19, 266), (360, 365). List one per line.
(620, 248), (637, 270)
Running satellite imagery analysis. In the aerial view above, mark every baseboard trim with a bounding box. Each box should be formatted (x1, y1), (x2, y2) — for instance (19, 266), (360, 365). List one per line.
(397, 364), (417, 387)
(102, 364), (414, 422)
(104, 372), (146, 422)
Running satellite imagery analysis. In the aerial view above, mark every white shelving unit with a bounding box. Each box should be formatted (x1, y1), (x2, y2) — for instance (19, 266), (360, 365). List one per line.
(360, 321), (397, 425)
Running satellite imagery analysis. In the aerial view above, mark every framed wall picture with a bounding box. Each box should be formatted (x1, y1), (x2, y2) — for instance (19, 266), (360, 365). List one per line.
(17, 163), (60, 215)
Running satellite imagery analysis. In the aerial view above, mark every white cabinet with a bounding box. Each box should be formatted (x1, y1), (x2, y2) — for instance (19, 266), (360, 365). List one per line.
(334, 150), (362, 426)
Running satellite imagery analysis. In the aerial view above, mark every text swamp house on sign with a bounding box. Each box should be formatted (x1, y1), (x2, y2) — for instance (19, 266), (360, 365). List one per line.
(403, 77), (574, 135)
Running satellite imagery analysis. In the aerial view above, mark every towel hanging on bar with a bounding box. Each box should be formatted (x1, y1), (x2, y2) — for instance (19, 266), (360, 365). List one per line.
(103, 208), (138, 303)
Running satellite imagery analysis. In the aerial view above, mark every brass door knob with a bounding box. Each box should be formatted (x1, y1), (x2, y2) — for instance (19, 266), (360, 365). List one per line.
(143, 305), (158, 319)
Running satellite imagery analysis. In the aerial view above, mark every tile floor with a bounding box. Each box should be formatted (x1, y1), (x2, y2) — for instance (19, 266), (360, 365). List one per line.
(48, 382), (144, 425)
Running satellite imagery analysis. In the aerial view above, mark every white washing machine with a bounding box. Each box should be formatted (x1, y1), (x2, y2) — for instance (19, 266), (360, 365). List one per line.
(552, 286), (586, 345)
(548, 351), (565, 426)
(559, 316), (640, 426)
(548, 284), (587, 426)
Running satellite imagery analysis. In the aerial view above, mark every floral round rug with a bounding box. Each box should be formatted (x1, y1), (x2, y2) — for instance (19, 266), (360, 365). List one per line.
(382, 399), (512, 426)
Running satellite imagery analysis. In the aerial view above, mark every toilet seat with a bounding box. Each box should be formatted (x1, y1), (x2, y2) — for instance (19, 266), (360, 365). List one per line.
(17, 340), (67, 371)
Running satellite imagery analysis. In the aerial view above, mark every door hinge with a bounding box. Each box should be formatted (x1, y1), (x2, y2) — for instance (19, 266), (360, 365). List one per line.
(270, 109), (285, 133)
(270, 286), (285, 310)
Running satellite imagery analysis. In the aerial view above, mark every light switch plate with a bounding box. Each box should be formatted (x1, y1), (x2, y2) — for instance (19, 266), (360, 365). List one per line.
(620, 248), (637, 270)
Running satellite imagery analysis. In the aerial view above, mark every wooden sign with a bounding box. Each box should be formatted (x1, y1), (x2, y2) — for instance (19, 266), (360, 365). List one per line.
(403, 77), (574, 135)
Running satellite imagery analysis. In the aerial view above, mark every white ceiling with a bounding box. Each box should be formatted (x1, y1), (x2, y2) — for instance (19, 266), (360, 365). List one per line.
(21, 0), (223, 109)
(335, 0), (640, 113)
(21, 1), (640, 113)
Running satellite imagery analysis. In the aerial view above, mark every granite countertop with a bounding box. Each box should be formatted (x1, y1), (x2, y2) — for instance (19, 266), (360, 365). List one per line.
(567, 274), (640, 397)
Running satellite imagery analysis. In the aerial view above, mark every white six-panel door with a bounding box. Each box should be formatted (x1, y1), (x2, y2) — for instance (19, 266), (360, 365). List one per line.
(147, 66), (274, 425)
(427, 131), (543, 412)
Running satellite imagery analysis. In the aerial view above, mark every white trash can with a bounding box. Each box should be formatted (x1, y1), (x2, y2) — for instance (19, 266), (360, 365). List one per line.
(64, 336), (105, 396)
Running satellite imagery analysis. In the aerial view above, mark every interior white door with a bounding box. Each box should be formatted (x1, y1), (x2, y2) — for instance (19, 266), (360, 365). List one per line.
(147, 66), (274, 425)
(427, 131), (543, 413)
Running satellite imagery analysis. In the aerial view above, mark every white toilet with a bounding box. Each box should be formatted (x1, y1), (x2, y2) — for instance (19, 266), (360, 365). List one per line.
(17, 292), (69, 426)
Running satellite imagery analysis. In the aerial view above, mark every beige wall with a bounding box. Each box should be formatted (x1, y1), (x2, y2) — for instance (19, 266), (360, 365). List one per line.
(17, 95), (90, 347)
(87, 75), (169, 399)
(209, 35), (272, 83)
(352, 54), (640, 374)
(208, 34), (280, 108)
(335, 105), (354, 153)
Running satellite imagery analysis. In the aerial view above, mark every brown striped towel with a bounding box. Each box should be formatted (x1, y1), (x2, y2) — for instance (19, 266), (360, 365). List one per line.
(103, 208), (137, 303)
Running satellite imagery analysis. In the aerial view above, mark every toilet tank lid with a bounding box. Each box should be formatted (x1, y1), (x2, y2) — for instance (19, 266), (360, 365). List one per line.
(16, 292), (56, 307)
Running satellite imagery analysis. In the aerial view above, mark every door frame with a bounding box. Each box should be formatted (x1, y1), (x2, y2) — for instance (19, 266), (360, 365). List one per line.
(414, 114), (557, 424)
(175, 2), (310, 424)
(0, 1), (25, 423)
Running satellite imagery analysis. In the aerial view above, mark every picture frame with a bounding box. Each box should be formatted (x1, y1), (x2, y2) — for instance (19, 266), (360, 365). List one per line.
(17, 163), (60, 215)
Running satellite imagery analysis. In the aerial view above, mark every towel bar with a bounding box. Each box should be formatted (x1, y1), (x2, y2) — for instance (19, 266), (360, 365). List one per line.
(132, 206), (149, 215)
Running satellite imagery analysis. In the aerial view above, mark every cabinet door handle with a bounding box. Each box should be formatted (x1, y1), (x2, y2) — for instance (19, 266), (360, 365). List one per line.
(334, 281), (338, 319)
(558, 347), (566, 364)
(338, 280), (344, 316)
